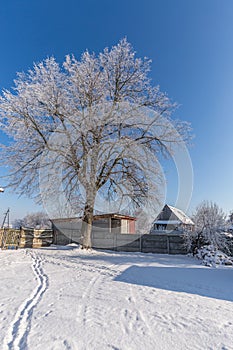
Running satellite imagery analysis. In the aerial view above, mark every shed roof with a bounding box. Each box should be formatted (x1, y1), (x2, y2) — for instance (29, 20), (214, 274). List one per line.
(51, 213), (136, 223)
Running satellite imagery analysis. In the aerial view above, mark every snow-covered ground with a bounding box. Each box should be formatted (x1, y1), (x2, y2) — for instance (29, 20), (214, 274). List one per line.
(0, 246), (233, 350)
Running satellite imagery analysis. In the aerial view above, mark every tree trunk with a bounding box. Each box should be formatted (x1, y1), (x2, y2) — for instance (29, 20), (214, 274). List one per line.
(81, 191), (96, 249)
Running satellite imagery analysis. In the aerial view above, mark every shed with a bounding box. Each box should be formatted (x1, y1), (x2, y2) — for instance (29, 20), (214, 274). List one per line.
(52, 213), (136, 245)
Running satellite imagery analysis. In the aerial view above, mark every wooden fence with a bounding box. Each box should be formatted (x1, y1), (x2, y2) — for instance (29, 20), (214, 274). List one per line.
(0, 228), (53, 249)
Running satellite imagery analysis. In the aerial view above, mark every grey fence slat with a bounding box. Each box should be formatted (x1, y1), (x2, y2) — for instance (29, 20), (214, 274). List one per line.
(92, 231), (113, 239)
(142, 241), (167, 249)
(169, 242), (184, 249)
(53, 225), (189, 254)
(116, 238), (141, 244)
(116, 247), (141, 252)
(142, 248), (168, 254)
(168, 236), (184, 243)
(143, 236), (167, 242)
(169, 249), (187, 255)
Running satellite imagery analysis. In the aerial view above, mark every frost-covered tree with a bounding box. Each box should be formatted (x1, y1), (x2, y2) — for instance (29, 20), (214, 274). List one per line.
(185, 201), (228, 253)
(13, 211), (51, 229)
(0, 39), (191, 248)
(228, 211), (233, 224)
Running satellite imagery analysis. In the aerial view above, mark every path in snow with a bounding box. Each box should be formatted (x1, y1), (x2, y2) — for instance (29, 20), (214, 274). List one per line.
(40, 252), (125, 349)
(3, 251), (48, 350)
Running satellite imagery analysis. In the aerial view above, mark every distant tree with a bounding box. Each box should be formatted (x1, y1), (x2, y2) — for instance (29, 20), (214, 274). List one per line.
(0, 39), (191, 248)
(13, 211), (51, 229)
(184, 201), (228, 254)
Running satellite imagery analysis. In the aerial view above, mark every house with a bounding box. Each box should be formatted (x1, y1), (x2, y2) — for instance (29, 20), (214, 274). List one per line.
(52, 213), (136, 245)
(151, 204), (194, 233)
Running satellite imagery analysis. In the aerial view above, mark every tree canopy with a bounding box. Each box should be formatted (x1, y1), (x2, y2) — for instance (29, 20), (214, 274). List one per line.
(0, 39), (191, 247)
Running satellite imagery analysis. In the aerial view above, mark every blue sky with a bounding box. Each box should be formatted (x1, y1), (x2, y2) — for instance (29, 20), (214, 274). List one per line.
(0, 0), (233, 220)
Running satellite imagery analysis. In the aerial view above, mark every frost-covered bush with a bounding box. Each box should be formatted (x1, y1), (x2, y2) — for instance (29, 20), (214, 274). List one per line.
(196, 245), (233, 267)
(184, 201), (230, 255)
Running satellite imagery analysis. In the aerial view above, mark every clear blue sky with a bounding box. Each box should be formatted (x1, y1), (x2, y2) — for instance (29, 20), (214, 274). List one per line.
(0, 0), (233, 220)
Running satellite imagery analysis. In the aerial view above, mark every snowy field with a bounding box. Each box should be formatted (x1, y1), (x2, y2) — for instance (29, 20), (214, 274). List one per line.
(0, 246), (233, 350)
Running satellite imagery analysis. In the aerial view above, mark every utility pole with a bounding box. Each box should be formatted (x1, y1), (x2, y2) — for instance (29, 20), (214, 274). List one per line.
(2, 208), (10, 229)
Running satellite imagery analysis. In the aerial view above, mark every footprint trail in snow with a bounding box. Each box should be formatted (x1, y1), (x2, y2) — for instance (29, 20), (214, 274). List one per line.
(3, 251), (49, 350)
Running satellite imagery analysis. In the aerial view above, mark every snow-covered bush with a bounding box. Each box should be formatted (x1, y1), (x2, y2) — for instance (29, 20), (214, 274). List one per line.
(184, 201), (230, 255)
(196, 245), (233, 267)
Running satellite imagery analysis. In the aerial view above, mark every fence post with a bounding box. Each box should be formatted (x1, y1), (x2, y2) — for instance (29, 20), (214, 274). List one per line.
(167, 236), (170, 254)
(139, 234), (142, 252)
(114, 233), (117, 251)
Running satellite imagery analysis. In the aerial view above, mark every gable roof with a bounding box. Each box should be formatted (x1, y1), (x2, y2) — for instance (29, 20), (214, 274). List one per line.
(166, 205), (194, 225)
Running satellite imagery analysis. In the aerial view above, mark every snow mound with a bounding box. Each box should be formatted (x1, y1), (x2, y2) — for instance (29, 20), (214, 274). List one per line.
(196, 245), (233, 267)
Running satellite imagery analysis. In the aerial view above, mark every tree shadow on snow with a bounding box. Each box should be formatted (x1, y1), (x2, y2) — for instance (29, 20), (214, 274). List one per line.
(114, 265), (233, 302)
